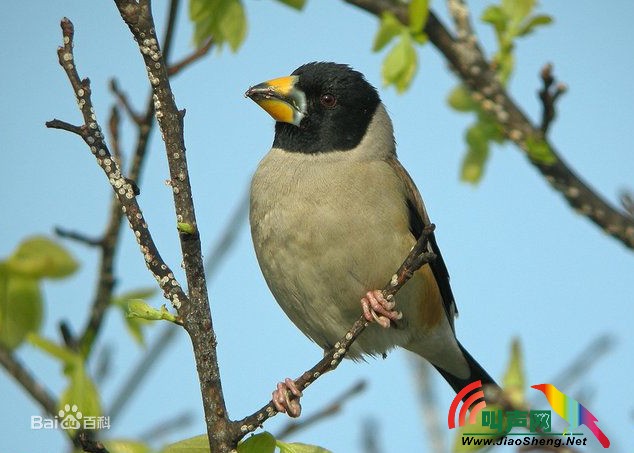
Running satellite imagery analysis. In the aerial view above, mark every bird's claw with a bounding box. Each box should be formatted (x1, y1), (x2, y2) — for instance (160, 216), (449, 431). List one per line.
(272, 378), (303, 417)
(361, 289), (402, 328)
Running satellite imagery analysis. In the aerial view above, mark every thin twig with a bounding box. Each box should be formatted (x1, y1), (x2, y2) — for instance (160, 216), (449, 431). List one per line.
(59, 320), (79, 351)
(0, 346), (58, 417)
(46, 119), (83, 135)
(620, 190), (634, 219)
(108, 104), (122, 165)
(342, 0), (634, 250)
(168, 38), (214, 76)
(109, 79), (143, 125)
(276, 380), (367, 439)
(233, 225), (437, 438)
(538, 63), (567, 135)
(54, 226), (103, 248)
(551, 334), (614, 389)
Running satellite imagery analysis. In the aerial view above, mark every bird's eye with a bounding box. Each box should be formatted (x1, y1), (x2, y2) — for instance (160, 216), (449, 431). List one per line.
(320, 93), (337, 108)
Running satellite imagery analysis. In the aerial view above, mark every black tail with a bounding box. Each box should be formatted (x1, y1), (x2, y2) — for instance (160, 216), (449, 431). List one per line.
(434, 341), (499, 402)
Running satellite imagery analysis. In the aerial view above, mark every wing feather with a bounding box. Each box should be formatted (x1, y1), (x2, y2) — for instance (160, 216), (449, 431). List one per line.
(386, 156), (458, 331)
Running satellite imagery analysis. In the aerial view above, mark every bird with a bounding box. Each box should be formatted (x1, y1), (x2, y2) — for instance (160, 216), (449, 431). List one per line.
(531, 383), (610, 448)
(245, 62), (496, 417)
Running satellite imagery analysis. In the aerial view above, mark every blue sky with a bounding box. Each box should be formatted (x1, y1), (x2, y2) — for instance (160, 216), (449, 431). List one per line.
(1, 1), (632, 452)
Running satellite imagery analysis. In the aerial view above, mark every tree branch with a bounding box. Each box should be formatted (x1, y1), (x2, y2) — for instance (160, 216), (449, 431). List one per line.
(111, 1), (232, 451)
(0, 346), (58, 418)
(232, 225), (437, 439)
(343, 0), (634, 250)
(71, 0), (182, 359)
(49, 15), (187, 325)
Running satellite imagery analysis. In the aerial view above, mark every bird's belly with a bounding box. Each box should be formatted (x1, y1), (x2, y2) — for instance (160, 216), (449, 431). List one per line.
(250, 158), (416, 357)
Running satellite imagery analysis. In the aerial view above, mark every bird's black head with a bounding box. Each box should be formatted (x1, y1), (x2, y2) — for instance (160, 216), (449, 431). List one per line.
(246, 62), (381, 154)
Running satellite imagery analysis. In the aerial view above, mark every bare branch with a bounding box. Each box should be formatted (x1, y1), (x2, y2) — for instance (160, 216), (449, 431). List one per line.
(45, 119), (83, 135)
(49, 16), (187, 320)
(112, 1), (232, 450)
(109, 79), (143, 125)
(55, 226), (103, 247)
(75, 0), (184, 358)
(551, 334), (614, 389)
(108, 104), (123, 165)
(0, 346), (58, 417)
(168, 38), (214, 76)
(538, 63), (567, 135)
(343, 0), (634, 250)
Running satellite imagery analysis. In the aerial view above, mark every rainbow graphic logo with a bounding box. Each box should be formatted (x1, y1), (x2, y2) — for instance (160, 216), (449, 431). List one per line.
(531, 383), (610, 448)
(447, 380), (487, 429)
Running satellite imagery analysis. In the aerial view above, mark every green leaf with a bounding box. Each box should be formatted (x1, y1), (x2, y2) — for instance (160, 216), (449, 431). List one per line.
(102, 440), (152, 453)
(161, 435), (210, 453)
(526, 136), (557, 165)
(411, 31), (428, 45)
(273, 0), (306, 10)
(502, 0), (535, 29)
(447, 85), (475, 112)
(502, 338), (526, 407)
(218, 1), (247, 52)
(177, 222), (196, 234)
(7, 236), (78, 279)
(481, 5), (507, 35)
(113, 288), (158, 346)
(382, 32), (418, 93)
(189, 0), (247, 51)
(127, 300), (178, 323)
(495, 48), (515, 84)
(460, 124), (490, 184)
(408, 0), (429, 33)
(239, 432), (276, 453)
(517, 14), (553, 36)
(0, 268), (43, 350)
(276, 440), (332, 453)
(372, 12), (404, 52)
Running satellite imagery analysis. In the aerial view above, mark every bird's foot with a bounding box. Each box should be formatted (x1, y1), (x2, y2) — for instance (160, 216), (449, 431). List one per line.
(361, 289), (402, 328)
(272, 378), (303, 417)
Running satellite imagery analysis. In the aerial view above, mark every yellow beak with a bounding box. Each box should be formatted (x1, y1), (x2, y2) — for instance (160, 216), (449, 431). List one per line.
(245, 75), (306, 126)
